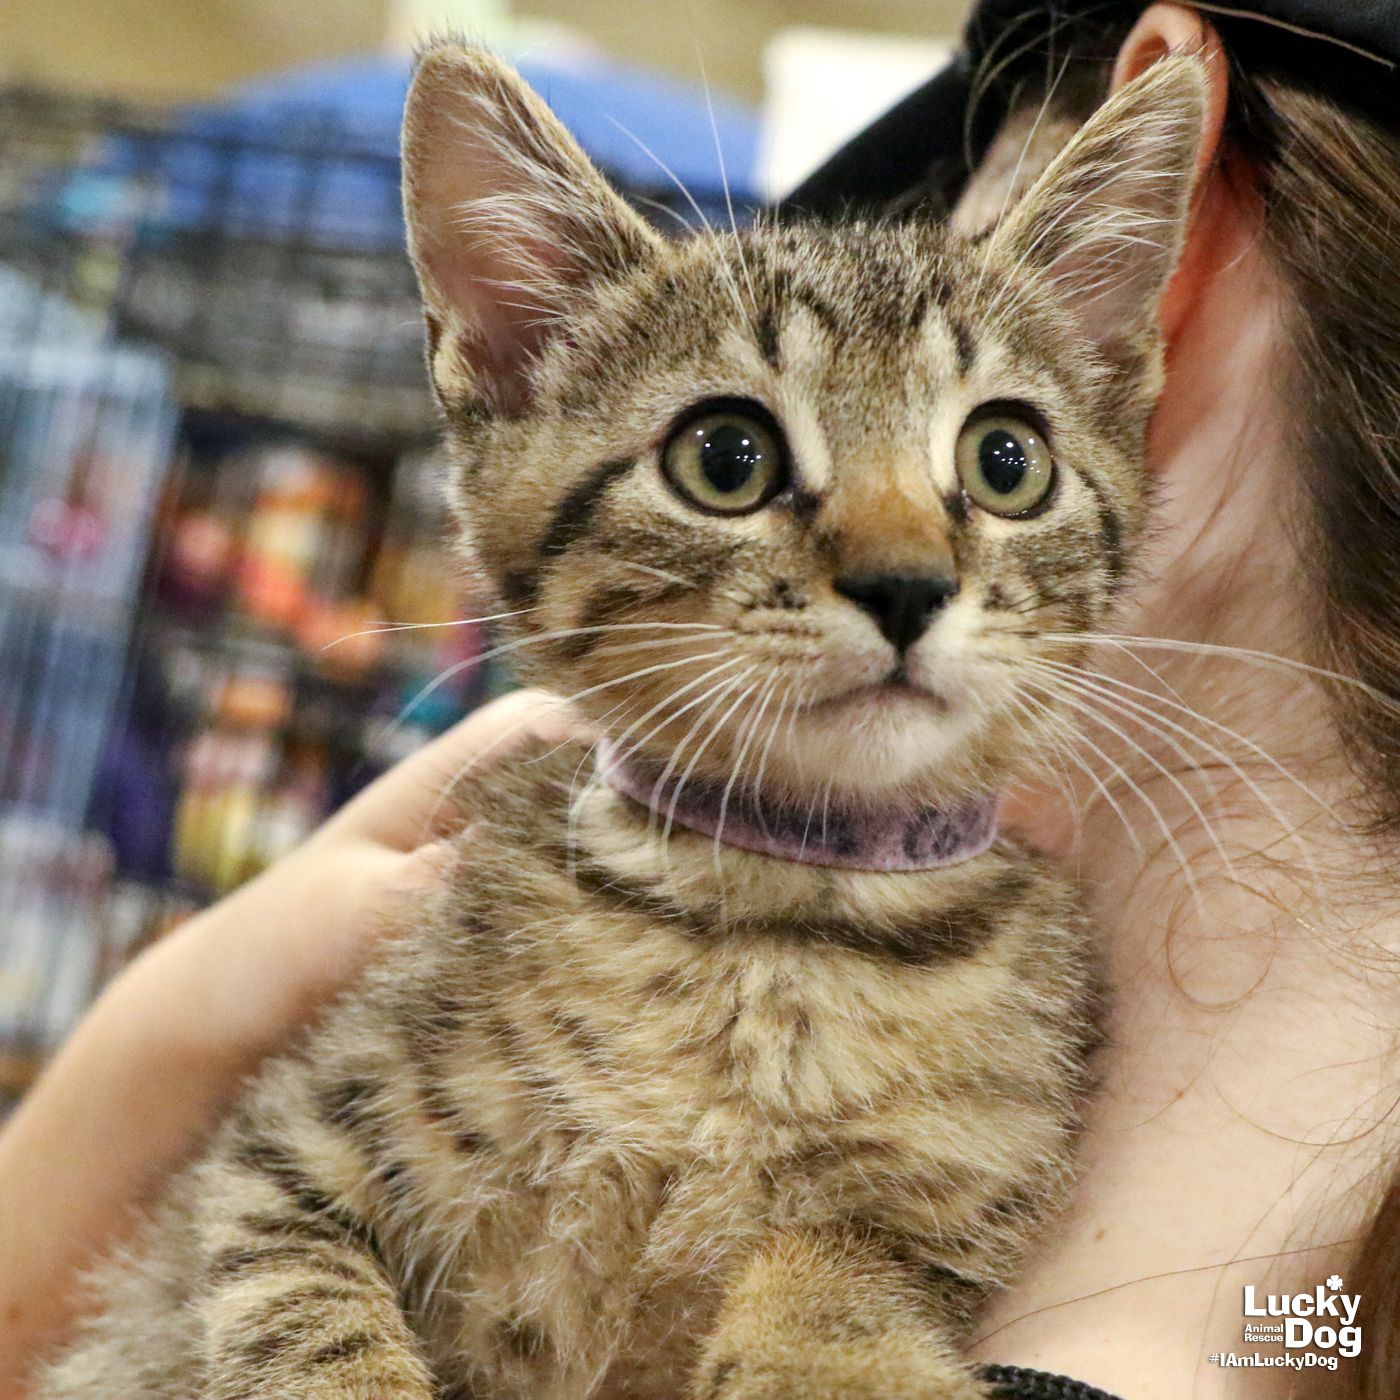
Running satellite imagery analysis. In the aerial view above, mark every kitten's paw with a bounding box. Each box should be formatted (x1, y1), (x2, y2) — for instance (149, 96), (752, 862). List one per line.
(693, 1349), (989, 1400)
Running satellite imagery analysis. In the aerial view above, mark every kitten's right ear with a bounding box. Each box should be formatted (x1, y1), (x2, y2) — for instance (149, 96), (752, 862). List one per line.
(985, 53), (1209, 369)
(402, 43), (662, 416)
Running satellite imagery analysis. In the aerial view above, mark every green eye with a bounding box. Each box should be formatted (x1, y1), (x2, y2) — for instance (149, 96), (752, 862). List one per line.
(661, 404), (788, 515)
(956, 410), (1056, 517)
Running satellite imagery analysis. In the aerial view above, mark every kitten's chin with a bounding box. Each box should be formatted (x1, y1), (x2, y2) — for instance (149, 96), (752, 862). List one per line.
(807, 677), (952, 718)
(777, 685), (991, 800)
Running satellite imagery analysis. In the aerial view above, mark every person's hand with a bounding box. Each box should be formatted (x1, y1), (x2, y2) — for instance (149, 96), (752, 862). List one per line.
(0, 689), (570, 1389)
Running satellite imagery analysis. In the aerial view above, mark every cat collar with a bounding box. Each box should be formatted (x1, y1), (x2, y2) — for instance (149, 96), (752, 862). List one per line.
(596, 743), (1001, 873)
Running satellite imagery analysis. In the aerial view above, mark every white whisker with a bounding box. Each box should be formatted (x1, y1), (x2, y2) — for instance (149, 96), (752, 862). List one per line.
(320, 606), (537, 651)
(1026, 662), (1240, 887)
(661, 675), (760, 860)
(1022, 676), (1209, 920)
(712, 674), (779, 885)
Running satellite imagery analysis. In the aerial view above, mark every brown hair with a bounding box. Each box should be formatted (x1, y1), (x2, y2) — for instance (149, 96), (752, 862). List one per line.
(1234, 67), (1400, 1395)
(1349, 1181), (1400, 1398)
(1192, 33), (1400, 1400)
(970, 10), (1400, 1396)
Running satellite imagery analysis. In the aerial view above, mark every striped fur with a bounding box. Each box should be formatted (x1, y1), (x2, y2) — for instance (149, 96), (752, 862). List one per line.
(36, 48), (1206, 1400)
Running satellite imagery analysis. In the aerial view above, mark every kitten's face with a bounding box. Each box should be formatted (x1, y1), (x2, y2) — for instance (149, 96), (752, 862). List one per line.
(457, 227), (1145, 800)
(404, 48), (1205, 804)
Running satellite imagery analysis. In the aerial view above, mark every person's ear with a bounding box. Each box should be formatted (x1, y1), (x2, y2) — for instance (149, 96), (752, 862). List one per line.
(1111, 4), (1233, 340)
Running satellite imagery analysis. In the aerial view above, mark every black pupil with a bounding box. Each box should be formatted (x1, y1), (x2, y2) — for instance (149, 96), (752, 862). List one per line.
(697, 421), (763, 494)
(979, 429), (1030, 495)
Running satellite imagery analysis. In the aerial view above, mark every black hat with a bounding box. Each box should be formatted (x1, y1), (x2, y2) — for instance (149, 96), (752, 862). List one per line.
(782, 0), (1399, 218)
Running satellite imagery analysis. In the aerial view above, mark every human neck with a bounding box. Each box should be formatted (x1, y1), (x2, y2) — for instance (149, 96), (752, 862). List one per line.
(972, 239), (1398, 1398)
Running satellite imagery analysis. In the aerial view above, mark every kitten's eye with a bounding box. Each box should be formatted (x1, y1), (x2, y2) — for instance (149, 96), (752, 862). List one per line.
(661, 403), (787, 515)
(956, 410), (1055, 518)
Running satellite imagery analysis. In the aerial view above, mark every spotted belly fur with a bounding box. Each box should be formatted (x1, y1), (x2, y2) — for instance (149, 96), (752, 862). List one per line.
(36, 739), (1095, 1400)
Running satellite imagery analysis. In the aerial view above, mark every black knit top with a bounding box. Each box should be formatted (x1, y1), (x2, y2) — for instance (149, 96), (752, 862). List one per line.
(981, 1365), (1124, 1400)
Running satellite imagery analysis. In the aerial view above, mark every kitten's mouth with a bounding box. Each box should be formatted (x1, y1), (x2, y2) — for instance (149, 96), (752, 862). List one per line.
(812, 671), (951, 716)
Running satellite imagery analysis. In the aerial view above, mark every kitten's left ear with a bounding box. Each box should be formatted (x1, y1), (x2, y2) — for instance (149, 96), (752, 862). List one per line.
(402, 43), (663, 416)
(985, 52), (1209, 368)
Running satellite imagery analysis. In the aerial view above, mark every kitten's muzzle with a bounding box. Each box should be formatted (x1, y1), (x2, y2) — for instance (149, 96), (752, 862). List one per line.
(833, 571), (960, 653)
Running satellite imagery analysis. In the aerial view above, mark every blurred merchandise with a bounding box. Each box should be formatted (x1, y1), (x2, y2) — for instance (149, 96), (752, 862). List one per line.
(0, 48), (751, 1098)
(0, 814), (194, 1096)
(0, 339), (176, 830)
(126, 438), (492, 900)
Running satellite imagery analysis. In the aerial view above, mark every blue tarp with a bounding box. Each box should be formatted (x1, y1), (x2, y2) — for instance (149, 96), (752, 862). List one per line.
(52, 51), (760, 250)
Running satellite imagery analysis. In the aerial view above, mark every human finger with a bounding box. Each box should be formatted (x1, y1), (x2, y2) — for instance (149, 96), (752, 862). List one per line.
(323, 689), (576, 851)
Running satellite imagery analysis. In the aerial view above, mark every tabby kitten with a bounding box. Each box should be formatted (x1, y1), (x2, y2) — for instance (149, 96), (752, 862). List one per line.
(37, 47), (1206, 1400)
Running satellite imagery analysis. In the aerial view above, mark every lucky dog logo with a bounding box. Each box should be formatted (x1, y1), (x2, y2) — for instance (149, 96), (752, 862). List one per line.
(1210, 1275), (1362, 1372)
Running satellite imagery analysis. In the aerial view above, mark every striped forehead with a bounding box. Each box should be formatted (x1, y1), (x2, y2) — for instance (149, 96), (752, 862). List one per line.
(716, 241), (980, 490)
(737, 235), (958, 338)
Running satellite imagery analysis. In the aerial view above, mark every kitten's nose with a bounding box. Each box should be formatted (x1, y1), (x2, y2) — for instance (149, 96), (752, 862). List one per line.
(834, 571), (960, 651)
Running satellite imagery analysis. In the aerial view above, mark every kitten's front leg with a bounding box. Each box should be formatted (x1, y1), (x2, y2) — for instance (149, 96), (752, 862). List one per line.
(193, 1134), (435, 1400)
(692, 1227), (989, 1400)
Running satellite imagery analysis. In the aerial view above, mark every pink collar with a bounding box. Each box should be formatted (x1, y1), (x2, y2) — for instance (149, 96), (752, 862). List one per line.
(597, 743), (1000, 873)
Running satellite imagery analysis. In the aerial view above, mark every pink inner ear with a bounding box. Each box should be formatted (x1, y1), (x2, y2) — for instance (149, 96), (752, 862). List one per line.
(1049, 240), (1164, 354)
(426, 226), (569, 415)
(404, 47), (657, 415)
(983, 59), (1205, 368)
(408, 75), (576, 413)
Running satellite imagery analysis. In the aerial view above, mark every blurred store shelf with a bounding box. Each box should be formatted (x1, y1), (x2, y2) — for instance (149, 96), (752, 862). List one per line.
(0, 61), (756, 1102)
